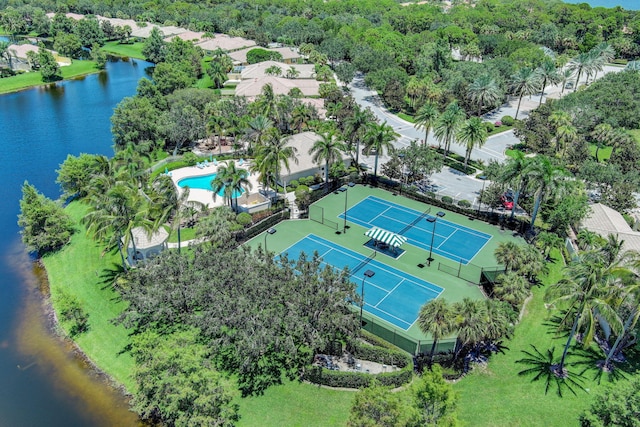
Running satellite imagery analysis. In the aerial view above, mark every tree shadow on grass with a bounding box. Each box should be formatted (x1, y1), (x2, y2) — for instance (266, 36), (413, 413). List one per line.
(516, 345), (586, 397)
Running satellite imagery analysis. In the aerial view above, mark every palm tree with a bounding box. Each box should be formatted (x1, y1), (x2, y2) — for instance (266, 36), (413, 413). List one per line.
(493, 272), (530, 309)
(494, 241), (524, 273)
(559, 68), (574, 96)
(344, 105), (374, 165)
(500, 151), (532, 220)
(207, 60), (228, 89)
(457, 117), (488, 169)
(433, 101), (465, 157)
(526, 156), (568, 228)
(285, 66), (300, 79)
(576, 229), (604, 251)
(417, 299), (455, 364)
(534, 231), (563, 260)
(405, 77), (428, 111)
(362, 121), (398, 179)
(290, 104), (314, 133)
(244, 115), (273, 155)
(308, 131), (347, 187)
(534, 60), (561, 107)
(467, 74), (502, 117)
(567, 52), (594, 93)
(414, 102), (439, 146)
(451, 298), (487, 360)
(509, 67), (540, 120)
(545, 251), (622, 378)
(210, 161), (252, 211)
(253, 128), (298, 201)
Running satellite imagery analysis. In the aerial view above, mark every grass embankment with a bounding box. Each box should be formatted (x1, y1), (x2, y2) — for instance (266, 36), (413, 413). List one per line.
(0, 60), (101, 94)
(454, 250), (610, 427)
(42, 201), (135, 392)
(101, 41), (145, 59)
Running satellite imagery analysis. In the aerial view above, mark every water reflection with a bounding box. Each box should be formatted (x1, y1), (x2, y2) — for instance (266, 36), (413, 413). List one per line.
(9, 241), (140, 426)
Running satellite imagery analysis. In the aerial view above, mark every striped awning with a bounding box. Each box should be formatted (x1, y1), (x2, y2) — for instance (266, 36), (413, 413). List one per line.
(365, 227), (408, 248)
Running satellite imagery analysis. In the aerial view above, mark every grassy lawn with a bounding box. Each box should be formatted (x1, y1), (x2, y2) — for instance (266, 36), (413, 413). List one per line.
(237, 380), (355, 426)
(454, 250), (617, 426)
(588, 144), (613, 162)
(167, 226), (196, 243)
(628, 128), (640, 143)
(42, 201), (135, 392)
(0, 60), (101, 94)
(101, 41), (145, 59)
(397, 112), (415, 123)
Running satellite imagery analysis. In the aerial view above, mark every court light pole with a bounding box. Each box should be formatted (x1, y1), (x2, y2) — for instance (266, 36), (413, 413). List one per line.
(360, 269), (375, 326)
(477, 175), (487, 216)
(426, 212), (445, 266)
(264, 228), (276, 252)
(342, 182), (354, 234)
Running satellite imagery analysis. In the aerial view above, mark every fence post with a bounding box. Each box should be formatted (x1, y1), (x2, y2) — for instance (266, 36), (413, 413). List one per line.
(458, 258), (463, 278)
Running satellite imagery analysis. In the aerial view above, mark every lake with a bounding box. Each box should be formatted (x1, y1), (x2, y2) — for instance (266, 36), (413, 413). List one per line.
(0, 57), (150, 426)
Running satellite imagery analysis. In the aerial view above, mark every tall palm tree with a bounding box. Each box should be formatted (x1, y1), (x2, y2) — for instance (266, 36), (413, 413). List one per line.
(494, 241), (524, 273)
(452, 298), (487, 360)
(253, 128), (298, 201)
(526, 155), (568, 228)
(500, 151), (532, 220)
(567, 52), (594, 93)
(308, 131), (347, 186)
(433, 101), (465, 157)
(405, 77), (428, 111)
(244, 115), (273, 155)
(210, 161), (252, 211)
(417, 299), (455, 364)
(559, 68), (574, 96)
(467, 74), (502, 117)
(362, 121), (399, 179)
(509, 67), (540, 119)
(534, 60), (561, 107)
(344, 105), (374, 165)
(493, 272), (530, 310)
(545, 251), (623, 377)
(290, 104), (314, 133)
(414, 102), (439, 146)
(457, 117), (488, 169)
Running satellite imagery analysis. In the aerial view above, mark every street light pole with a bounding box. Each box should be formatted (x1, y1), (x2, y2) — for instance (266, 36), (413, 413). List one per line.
(343, 186), (348, 234)
(477, 175), (487, 216)
(426, 212), (445, 266)
(264, 228), (276, 252)
(360, 270), (375, 326)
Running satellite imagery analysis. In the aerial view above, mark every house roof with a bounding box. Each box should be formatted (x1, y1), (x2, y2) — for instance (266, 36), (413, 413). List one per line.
(235, 76), (320, 98)
(268, 46), (302, 60)
(164, 31), (206, 42)
(128, 227), (169, 250)
(9, 44), (39, 59)
(229, 46), (300, 64)
(240, 61), (315, 79)
(281, 131), (350, 179)
(195, 34), (256, 52)
(582, 203), (640, 252)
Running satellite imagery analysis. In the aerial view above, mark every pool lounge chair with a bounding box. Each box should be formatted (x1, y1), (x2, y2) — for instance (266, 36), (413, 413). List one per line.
(203, 159), (210, 167)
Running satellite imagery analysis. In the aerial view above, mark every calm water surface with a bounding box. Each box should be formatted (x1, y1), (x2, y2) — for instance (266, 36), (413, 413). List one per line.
(0, 57), (150, 426)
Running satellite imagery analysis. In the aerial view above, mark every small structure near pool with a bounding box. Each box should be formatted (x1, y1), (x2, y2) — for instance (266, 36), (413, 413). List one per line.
(126, 226), (169, 266)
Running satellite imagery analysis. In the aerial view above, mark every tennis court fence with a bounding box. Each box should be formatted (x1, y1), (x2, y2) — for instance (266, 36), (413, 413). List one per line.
(437, 260), (505, 285)
(362, 313), (456, 355)
(309, 205), (339, 230)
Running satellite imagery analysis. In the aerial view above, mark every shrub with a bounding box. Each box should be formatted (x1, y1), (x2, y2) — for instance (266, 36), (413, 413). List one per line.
(54, 288), (89, 337)
(183, 152), (198, 166)
(236, 212), (252, 227)
(441, 195), (453, 204)
(458, 199), (471, 208)
(501, 115), (515, 126)
(289, 180), (299, 189)
(485, 122), (495, 133)
(494, 121), (502, 127)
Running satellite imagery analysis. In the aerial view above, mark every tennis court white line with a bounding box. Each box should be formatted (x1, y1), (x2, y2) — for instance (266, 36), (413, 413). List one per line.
(365, 304), (411, 329)
(364, 195), (492, 239)
(374, 279), (405, 308)
(436, 228), (456, 250)
(305, 234), (443, 295)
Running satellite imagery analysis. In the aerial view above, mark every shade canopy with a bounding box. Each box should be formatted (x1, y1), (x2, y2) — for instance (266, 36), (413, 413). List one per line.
(365, 227), (407, 248)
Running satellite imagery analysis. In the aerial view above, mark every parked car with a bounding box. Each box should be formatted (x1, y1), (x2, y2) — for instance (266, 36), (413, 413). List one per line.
(501, 190), (514, 210)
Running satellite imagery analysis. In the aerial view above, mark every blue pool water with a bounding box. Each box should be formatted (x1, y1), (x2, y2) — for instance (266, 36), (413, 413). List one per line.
(178, 173), (245, 198)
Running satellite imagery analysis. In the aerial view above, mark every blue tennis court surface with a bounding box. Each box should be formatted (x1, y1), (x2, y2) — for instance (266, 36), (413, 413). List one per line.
(280, 234), (443, 330)
(339, 196), (491, 264)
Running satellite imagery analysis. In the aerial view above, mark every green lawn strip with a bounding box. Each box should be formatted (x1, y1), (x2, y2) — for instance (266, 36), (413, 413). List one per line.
(397, 112), (415, 123)
(101, 41), (145, 59)
(0, 60), (101, 94)
(167, 226), (196, 243)
(627, 128), (640, 143)
(42, 201), (135, 392)
(454, 250), (603, 426)
(588, 144), (613, 162)
(237, 380), (355, 427)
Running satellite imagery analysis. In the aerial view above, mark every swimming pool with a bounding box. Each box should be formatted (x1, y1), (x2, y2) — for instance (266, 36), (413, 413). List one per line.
(177, 173), (245, 198)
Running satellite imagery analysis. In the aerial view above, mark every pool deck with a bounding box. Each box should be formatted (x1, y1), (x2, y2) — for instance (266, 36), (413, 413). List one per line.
(169, 160), (264, 208)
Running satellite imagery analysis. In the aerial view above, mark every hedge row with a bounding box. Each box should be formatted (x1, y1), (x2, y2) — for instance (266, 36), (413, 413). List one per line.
(348, 341), (411, 369)
(301, 365), (413, 389)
